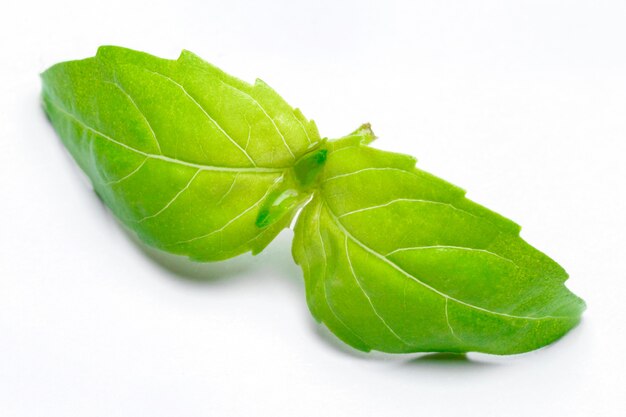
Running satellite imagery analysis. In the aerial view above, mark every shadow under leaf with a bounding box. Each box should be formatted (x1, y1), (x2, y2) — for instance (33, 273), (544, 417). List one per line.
(121, 226), (260, 284)
(403, 352), (500, 369)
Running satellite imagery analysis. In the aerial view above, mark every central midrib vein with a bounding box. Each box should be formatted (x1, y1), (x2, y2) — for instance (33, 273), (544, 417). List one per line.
(46, 98), (287, 174)
(321, 200), (568, 322)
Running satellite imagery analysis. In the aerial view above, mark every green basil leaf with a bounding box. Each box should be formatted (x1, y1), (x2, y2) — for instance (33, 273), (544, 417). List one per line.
(41, 46), (322, 261)
(292, 131), (585, 354)
(42, 47), (584, 355)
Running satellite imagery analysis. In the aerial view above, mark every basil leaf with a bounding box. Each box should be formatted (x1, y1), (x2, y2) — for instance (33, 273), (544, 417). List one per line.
(292, 131), (585, 354)
(41, 46), (321, 261)
(42, 47), (584, 355)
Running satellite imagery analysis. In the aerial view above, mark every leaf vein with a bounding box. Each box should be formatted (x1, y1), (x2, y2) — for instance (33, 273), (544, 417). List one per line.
(137, 169), (201, 223)
(316, 202), (367, 346)
(445, 298), (462, 342)
(324, 202), (568, 322)
(345, 236), (412, 346)
(218, 80), (296, 159)
(293, 110), (312, 144)
(104, 79), (162, 153)
(141, 68), (257, 166)
(46, 99), (284, 173)
(338, 198), (476, 219)
(386, 245), (518, 268)
(324, 167), (411, 183)
(104, 157), (148, 186)
(216, 173), (240, 206)
(169, 175), (283, 246)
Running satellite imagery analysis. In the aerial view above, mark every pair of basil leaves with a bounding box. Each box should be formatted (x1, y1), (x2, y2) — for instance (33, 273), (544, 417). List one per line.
(42, 47), (584, 355)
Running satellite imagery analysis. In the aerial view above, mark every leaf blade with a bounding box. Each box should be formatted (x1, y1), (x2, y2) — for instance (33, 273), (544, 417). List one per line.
(293, 140), (584, 354)
(42, 47), (321, 261)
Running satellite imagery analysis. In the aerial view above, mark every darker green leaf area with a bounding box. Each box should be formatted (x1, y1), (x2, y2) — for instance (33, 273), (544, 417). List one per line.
(294, 148), (328, 188)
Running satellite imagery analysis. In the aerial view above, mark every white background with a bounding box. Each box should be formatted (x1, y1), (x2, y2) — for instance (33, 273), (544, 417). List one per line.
(1, 1), (625, 416)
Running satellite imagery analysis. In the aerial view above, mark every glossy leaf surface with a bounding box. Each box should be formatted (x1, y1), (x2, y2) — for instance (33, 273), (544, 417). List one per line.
(43, 48), (584, 355)
(42, 46), (321, 260)
(293, 134), (585, 354)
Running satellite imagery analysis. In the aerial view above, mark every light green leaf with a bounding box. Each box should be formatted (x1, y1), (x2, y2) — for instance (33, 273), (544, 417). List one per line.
(41, 46), (322, 261)
(293, 130), (585, 354)
(42, 47), (584, 355)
